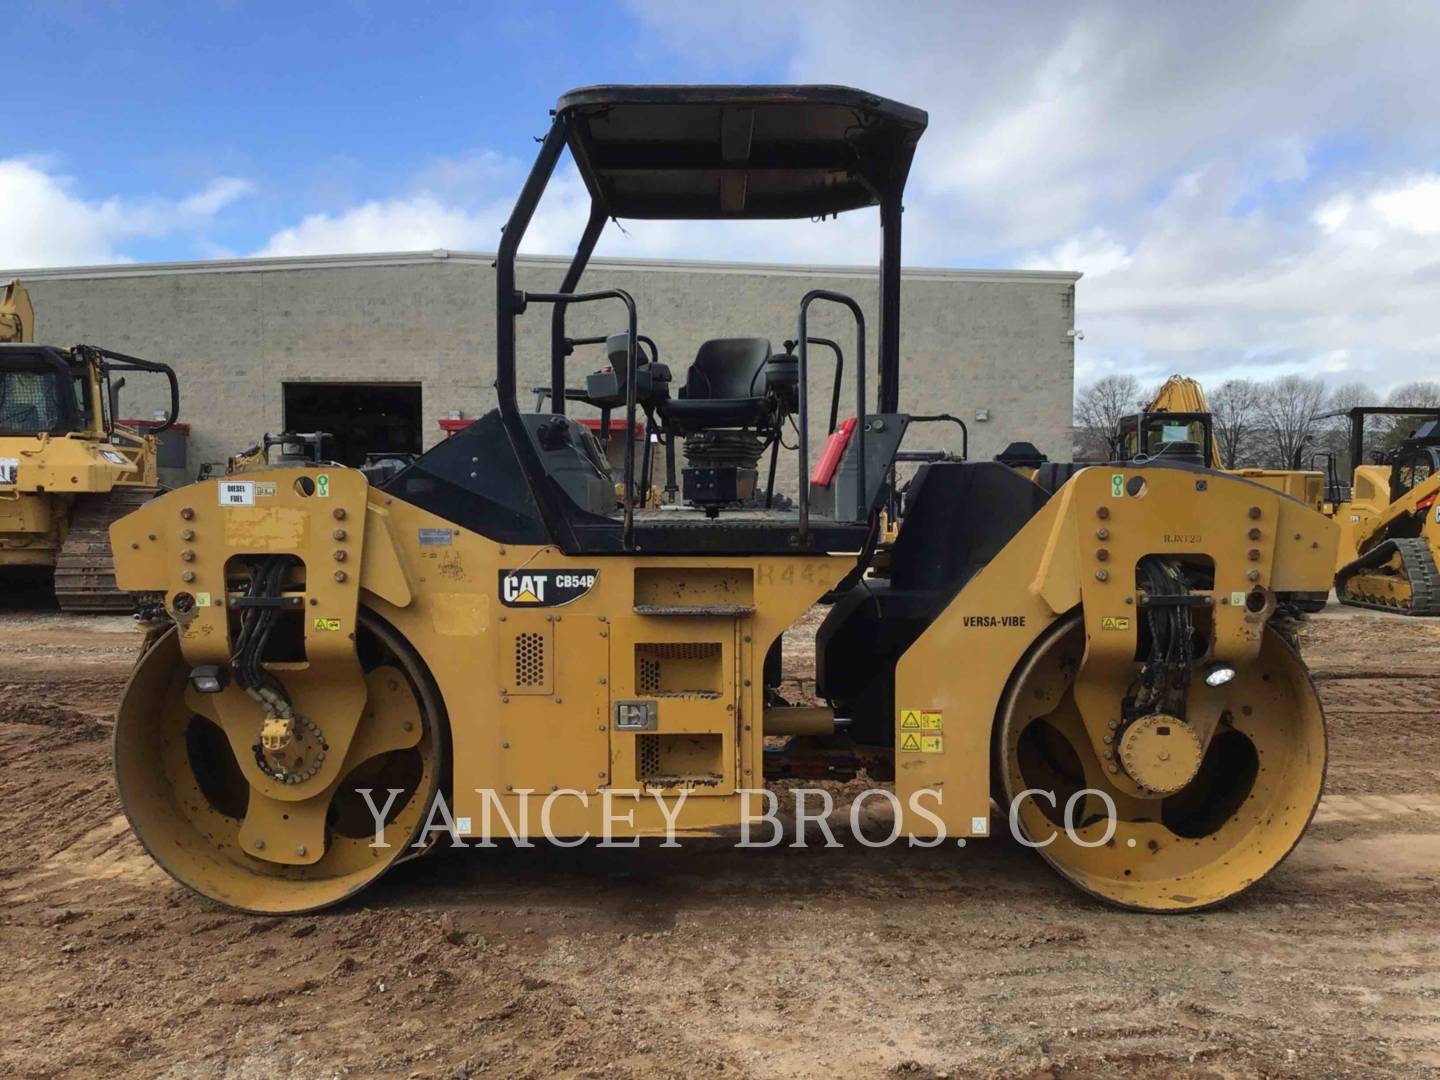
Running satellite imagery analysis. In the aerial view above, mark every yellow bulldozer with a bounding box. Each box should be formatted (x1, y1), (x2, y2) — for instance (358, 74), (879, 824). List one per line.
(109, 85), (1338, 915)
(1, 279), (181, 611)
(1320, 406), (1440, 614)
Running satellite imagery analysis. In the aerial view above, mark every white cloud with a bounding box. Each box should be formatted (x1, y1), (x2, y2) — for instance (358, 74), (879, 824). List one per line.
(0, 159), (251, 268)
(256, 195), (505, 257)
(178, 177), (254, 218)
(1035, 168), (1440, 389)
(1370, 176), (1440, 236)
(623, 0), (1440, 391)
(252, 157), (886, 268)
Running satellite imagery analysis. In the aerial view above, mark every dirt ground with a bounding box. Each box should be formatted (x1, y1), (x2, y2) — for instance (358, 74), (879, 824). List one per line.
(2, 583), (1438, 1079)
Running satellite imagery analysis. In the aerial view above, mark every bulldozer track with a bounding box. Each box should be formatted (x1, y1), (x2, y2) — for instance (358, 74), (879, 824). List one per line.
(53, 486), (163, 614)
(1335, 535), (1440, 616)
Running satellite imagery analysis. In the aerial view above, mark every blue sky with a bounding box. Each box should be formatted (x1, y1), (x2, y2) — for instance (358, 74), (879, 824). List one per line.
(14, 1), (750, 262)
(6, 1), (1440, 390)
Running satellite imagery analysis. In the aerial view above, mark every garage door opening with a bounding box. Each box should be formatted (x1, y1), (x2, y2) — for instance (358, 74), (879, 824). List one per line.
(282, 383), (422, 468)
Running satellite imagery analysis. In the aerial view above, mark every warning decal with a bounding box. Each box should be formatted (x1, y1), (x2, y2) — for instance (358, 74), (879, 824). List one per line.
(901, 708), (943, 730)
(902, 733), (944, 753)
(899, 708), (944, 751)
(313, 618), (341, 632)
(1099, 616), (1131, 631)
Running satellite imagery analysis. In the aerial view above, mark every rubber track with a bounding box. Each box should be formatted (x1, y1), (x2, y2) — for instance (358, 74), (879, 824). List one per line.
(53, 486), (163, 613)
(1335, 536), (1440, 616)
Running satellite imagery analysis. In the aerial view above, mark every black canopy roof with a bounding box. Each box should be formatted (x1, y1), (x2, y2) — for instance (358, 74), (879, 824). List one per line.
(556, 85), (928, 220)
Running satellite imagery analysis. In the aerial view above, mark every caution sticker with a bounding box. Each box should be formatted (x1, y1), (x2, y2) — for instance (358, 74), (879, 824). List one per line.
(255, 482), (277, 498)
(898, 731), (944, 754)
(313, 617), (341, 632)
(1100, 616), (1131, 631)
(901, 708), (943, 732)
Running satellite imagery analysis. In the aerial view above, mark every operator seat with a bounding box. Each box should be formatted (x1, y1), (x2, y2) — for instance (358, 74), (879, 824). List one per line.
(660, 337), (775, 431)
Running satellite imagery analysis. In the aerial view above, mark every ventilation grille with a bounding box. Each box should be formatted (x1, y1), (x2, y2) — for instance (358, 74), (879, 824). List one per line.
(635, 732), (723, 787)
(514, 632), (546, 688)
(635, 642), (721, 698)
(637, 657), (661, 694)
(637, 734), (662, 779)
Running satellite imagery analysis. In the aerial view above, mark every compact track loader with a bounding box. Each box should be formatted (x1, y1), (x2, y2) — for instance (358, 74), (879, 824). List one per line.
(1, 280), (180, 610)
(110, 85), (1338, 915)
(1323, 406), (1440, 614)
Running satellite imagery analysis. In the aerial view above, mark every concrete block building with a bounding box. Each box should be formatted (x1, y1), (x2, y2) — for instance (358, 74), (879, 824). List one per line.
(6, 251), (1078, 489)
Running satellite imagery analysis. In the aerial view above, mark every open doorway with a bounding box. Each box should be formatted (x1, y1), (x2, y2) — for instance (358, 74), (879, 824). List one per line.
(282, 382), (422, 467)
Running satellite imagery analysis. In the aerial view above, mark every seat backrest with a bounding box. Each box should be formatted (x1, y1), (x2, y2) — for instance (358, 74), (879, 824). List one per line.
(604, 332), (643, 389)
(684, 338), (772, 400)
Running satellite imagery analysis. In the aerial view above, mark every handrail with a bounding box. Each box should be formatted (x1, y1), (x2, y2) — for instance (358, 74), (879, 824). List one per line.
(797, 290), (867, 545)
(785, 336), (844, 434)
(908, 413), (968, 461)
(520, 288), (640, 549)
(78, 345), (181, 435)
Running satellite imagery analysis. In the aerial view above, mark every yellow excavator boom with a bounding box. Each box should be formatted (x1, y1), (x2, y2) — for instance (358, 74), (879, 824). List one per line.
(1142, 374), (1225, 465)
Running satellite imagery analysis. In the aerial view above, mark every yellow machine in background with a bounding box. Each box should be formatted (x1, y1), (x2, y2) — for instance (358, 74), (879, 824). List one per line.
(1, 279), (35, 344)
(109, 85), (1339, 916)
(1113, 375), (1330, 610)
(1115, 375), (1326, 510)
(1322, 407), (1440, 614)
(0, 279), (181, 611)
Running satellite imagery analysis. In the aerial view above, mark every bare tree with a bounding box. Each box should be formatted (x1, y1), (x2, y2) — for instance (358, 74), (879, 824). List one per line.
(1317, 381), (1370, 470)
(1073, 374), (1142, 460)
(1208, 379), (1263, 468)
(1387, 381), (1440, 408)
(1373, 381), (1440, 453)
(1257, 375), (1327, 469)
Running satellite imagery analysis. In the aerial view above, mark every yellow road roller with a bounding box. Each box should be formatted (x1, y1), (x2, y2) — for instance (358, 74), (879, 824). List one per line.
(110, 85), (1338, 914)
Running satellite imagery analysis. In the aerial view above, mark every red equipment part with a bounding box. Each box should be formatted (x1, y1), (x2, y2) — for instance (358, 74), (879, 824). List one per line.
(811, 416), (857, 487)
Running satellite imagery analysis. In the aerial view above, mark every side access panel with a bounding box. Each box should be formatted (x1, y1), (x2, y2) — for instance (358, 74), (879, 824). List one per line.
(607, 616), (740, 796)
(493, 610), (612, 794)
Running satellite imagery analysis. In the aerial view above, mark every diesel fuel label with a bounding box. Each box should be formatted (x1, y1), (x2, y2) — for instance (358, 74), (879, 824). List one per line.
(499, 569), (599, 607)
